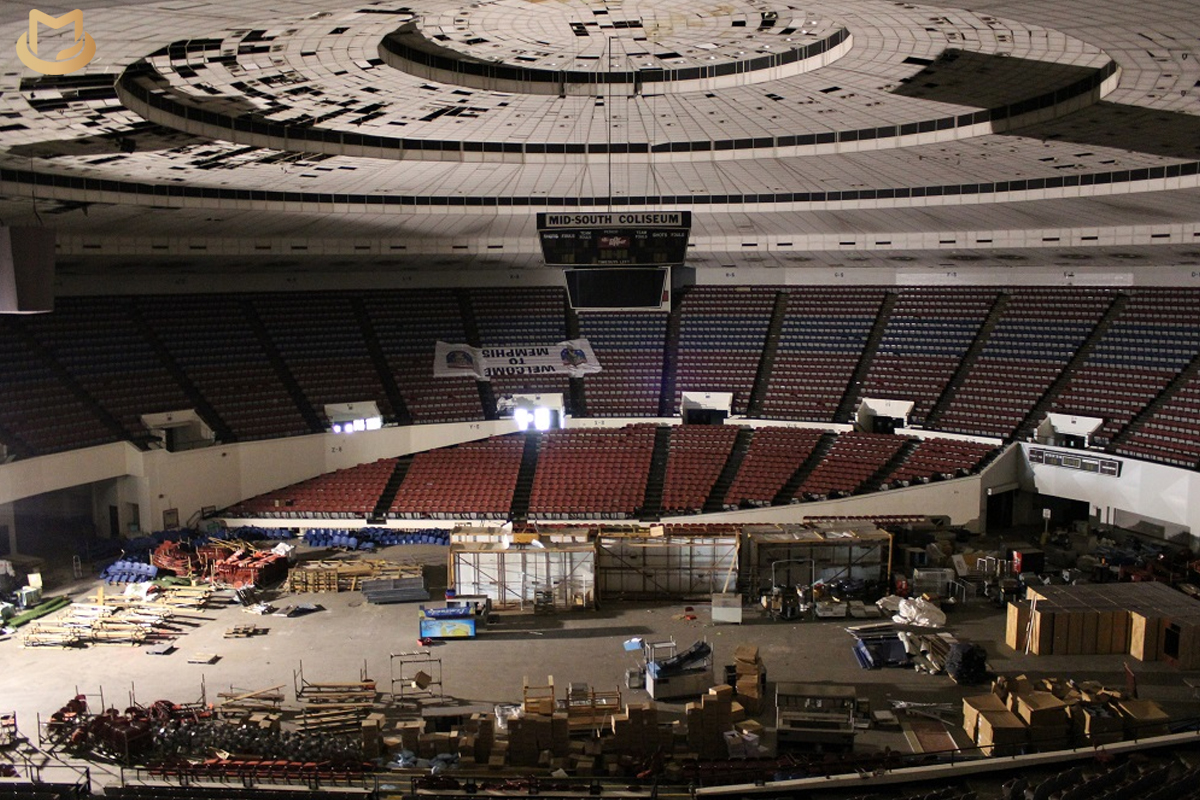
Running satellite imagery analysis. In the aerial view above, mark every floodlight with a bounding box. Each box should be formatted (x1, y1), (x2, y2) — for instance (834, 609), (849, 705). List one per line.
(515, 408), (532, 431)
(534, 407), (552, 431)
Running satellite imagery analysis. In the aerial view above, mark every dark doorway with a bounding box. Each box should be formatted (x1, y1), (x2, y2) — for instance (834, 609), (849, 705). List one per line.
(684, 409), (727, 425)
(986, 490), (1014, 531)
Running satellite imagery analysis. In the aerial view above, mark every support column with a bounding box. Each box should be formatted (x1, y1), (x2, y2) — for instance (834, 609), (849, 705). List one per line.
(0, 502), (17, 556)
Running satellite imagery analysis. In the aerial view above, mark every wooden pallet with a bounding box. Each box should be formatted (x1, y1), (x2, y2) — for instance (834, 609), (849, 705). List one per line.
(287, 559), (423, 594)
(224, 624), (268, 638)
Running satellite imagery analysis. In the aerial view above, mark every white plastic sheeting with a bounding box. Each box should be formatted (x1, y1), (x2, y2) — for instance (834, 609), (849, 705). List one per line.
(888, 597), (946, 628)
(596, 535), (738, 599)
(451, 545), (595, 609)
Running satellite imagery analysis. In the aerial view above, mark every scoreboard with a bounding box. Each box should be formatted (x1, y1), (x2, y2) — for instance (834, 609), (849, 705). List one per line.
(536, 211), (691, 267)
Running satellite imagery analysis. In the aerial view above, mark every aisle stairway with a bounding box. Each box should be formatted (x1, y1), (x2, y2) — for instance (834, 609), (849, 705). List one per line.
(369, 455), (413, 523)
(703, 427), (755, 513)
(773, 432), (838, 505)
(924, 292), (1009, 427)
(509, 432), (542, 522)
(639, 425), (674, 521)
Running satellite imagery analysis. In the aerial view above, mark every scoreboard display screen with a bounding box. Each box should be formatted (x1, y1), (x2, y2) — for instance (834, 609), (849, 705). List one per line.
(537, 211), (691, 267)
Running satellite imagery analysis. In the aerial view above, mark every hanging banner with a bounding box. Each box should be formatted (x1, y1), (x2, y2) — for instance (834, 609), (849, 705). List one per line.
(434, 339), (602, 380)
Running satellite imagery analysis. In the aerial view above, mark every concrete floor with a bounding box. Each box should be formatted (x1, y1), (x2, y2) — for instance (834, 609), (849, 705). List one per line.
(1, 541), (1197, 792)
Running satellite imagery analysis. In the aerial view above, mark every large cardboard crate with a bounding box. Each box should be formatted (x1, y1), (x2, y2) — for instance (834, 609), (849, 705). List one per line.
(1013, 691), (1070, 728)
(1031, 608), (1055, 655)
(1130, 612), (1160, 661)
(962, 694), (1008, 740)
(1071, 704), (1123, 744)
(977, 710), (1027, 757)
(1160, 616), (1200, 668)
(1005, 602), (1030, 652)
(1117, 699), (1170, 738)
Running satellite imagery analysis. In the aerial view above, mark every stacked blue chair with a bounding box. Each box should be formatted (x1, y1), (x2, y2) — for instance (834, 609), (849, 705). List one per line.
(301, 527), (451, 548)
(100, 559), (160, 584)
(302, 529), (360, 549)
(226, 525), (295, 541)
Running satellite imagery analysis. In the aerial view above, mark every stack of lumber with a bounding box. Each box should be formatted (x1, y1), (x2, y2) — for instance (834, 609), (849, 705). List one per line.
(733, 644), (765, 713)
(157, 585), (216, 609)
(964, 673), (1172, 755)
(286, 560), (423, 594)
(214, 686), (285, 723)
(88, 584), (215, 610)
(294, 673), (378, 734)
(685, 685), (734, 760)
(361, 577), (429, 605)
(22, 602), (180, 648)
(1009, 582), (1200, 666)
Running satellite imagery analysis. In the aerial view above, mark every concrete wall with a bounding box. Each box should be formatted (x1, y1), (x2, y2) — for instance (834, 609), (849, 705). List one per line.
(0, 421), (524, 541)
(1018, 443), (1200, 545)
(12, 420), (1200, 551)
(0, 442), (137, 507)
(664, 443), (1022, 531)
(56, 264), (1200, 297)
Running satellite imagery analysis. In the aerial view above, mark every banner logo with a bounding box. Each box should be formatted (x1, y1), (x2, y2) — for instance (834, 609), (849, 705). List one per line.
(16, 9), (96, 75)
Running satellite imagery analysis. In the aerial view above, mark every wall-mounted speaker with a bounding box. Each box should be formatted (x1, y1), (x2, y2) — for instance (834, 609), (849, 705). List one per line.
(0, 227), (55, 314)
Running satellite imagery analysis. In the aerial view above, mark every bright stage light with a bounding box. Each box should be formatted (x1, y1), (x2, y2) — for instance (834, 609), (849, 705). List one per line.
(534, 407), (552, 431)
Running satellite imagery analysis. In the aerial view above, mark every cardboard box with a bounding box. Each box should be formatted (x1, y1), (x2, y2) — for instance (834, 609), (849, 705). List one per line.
(1026, 723), (1071, 750)
(1071, 704), (1123, 741)
(976, 710), (1027, 757)
(1117, 699), (1170, 738)
(962, 694), (1009, 740)
(1014, 691), (1070, 728)
(736, 719), (764, 735)
(734, 644), (760, 663)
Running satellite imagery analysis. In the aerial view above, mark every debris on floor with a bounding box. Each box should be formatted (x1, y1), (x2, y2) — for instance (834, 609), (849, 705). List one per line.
(223, 624), (268, 638)
(963, 672), (1172, 755)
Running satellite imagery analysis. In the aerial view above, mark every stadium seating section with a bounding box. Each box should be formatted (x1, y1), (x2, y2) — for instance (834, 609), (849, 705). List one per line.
(723, 427), (826, 508)
(527, 426), (657, 519)
(660, 424), (740, 515)
(389, 436), (525, 519)
(226, 458), (398, 518)
(4, 285), (1200, 477)
(218, 427), (999, 521)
